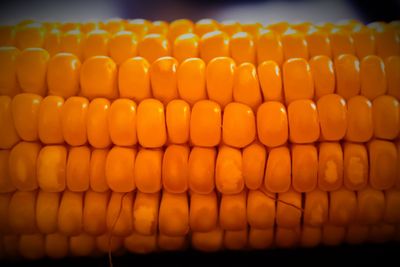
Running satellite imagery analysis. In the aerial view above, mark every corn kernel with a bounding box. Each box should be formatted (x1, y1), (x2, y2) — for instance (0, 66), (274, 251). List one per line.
(108, 99), (137, 146)
(306, 28), (331, 57)
(16, 48), (49, 96)
(256, 30), (283, 65)
(189, 192), (218, 232)
(0, 96), (20, 149)
(369, 139), (397, 190)
(200, 30), (229, 63)
(0, 151), (15, 193)
(80, 56), (118, 100)
(173, 33), (199, 63)
(206, 57), (235, 108)
(264, 146), (291, 193)
(0, 47), (20, 97)
(304, 189), (328, 226)
(137, 34), (170, 64)
(357, 187), (385, 224)
(37, 145), (66, 192)
(292, 144), (318, 192)
(89, 149), (109, 193)
(343, 142), (368, 190)
(137, 99), (167, 148)
(105, 146), (136, 192)
(309, 55), (335, 99)
(283, 58), (314, 104)
(233, 62), (262, 110)
(188, 147), (216, 194)
(385, 56), (400, 100)
(177, 58), (207, 105)
(61, 96), (88, 146)
(257, 60), (283, 102)
(216, 145), (244, 194)
(317, 94), (347, 141)
(281, 29), (309, 60)
(35, 191), (60, 234)
(82, 190), (109, 235)
(243, 141), (266, 190)
(329, 28), (355, 58)
(150, 56), (178, 104)
(159, 192), (189, 236)
(345, 96), (373, 142)
(329, 188), (357, 225)
(15, 23), (44, 50)
(134, 148), (163, 193)
(118, 57), (151, 101)
(66, 146), (90, 192)
(288, 99), (320, 143)
(257, 101), (288, 147)
(219, 191), (247, 230)
(360, 55), (387, 100)
(247, 190), (275, 229)
(106, 192), (134, 236)
(334, 54), (360, 99)
(162, 145), (189, 193)
(108, 31), (137, 65)
(8, 191), (37, 234)
(190, 100), (221, 147)
(133, 192), (160, 235)
(276, 188), (302, 228)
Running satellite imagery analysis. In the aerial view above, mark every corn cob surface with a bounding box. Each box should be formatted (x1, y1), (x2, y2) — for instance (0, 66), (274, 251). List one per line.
(0, 18), (399, 260)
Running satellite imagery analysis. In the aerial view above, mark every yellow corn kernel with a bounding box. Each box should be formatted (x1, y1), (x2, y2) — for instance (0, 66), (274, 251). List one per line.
(188, 147), (216, 194)
(194, 19), (219, 37)
(105, 146), (136, 192)
(89, 149), (109, 192)
(0, 25), (15, 46)
(60, 30), (84, 60)
(264, 146), (291, 193)
(248, 228), (274, 249)
(356, 187), (385, 225)
(61, 96), (89, 146)
(257, 60), (283, 102)
(82, 190), (109, 235)
(80, 56), (118, 100)
(329, 28), (355, 58)
(222, 102), (256, 148)
(0, 47), (20, 97)
(191, 227), (223, 252)
(124, 233), (157, 254)
(166, 99), (190, 144)
(385, 56), (400, 100)
(66, 146), (90, 192)
(69, 234), (96, 257)
(168, 19), (194, 43)
(134, 148), (163, 193)
(177, 58), (207, 105)
(220, 20), (241, 36)
(317, 94), (347, 141)
(118, 57), (151, 101)
(329, 188), (357, 225)
(360, 55), (387, 100)
(0, 151), (15, 193)
(219, 191), (247, 230)
(300, 226), (321, 247)
(173, 33), (199, 63)
(200, 30), (229, 63)
(322, 224), (345, 246)
(133, 192), (160, 235)
(283, 58), (314, 104)
(230, 32), (255, 64)
(83, 29), (110, 60)
(9, 141), (41, 191)
(35, 191), (60, 234)
(106, 192), (134, 236)
(159, 192), (189, 236)
(125, 19), (150, 40)
(148, 20), (169, 35)
(108, 98), (137, 146)
(343, 142), (368, 190)
(0, 96), (20, 149)
(318, 142), (344, 191)
(162, 145), (189, 193)
(368, 139), (397, 190)
(37, 145), (66, 192)
(15, 22), (44, 50)
(190, 100), (221, 147)
(8, 190), (37, 234)
(309, 55), (335, 99)
(345, 96), (373, 142)
(206, 57), (235, 108)
(38, 96), (64, 144)
(16, 48), (49, 96)
(334, 54), (360, 99)
(137, 98), (167, 148)
(352, 26), (375, 59)
(275, 226), (301, 248)
(243, 141), (266, 190)
(189, 192), (218, 232)
(233, 62), (262, 110)
(216, 145), (244, 195)
(256, 29), (283, 66)
(306, 28), (331, 57)
(108, 31), (137, 65)
(372, 95), (400, 139)
(137, 33), (170, 64)
(247, 190), (275, 229)
(304, 189), (328, 226)
(292, 144), (318, 192)
(276, 189), (302, 228)
(47, 53), (81, 98)
(150, 56), (179, 104)
(224, 229), (247, 250)
(257, 101), (288, 148)
(87, 98), (111, 148)
(281, 29), (309, 60)
(288, 99), (320, 144)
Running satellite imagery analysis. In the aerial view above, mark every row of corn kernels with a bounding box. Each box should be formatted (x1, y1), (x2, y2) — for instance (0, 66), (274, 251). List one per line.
(0, 19), (399, 63)
(2, 223), (400, 260)
(1, 47), (399, 101)
(1, 93), (399, 149)
(1, 140), (398, 194)
(1, 188), (399, 236)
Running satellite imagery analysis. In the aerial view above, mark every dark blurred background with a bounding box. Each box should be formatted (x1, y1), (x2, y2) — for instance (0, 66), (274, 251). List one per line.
(0, 0), (398, 24)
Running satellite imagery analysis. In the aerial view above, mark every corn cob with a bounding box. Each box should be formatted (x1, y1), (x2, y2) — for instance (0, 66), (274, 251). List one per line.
(0, 19), (400, 260)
